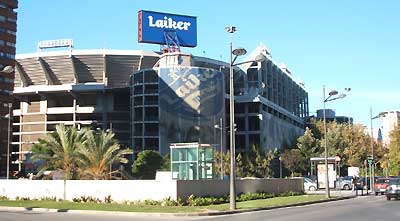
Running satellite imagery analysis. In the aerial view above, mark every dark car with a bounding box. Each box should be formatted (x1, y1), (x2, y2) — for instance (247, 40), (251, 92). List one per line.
(355, 177), (379, 190)
(386, 178), (400, 200)
(355, 177), (370, 190)
(374, 178), (391, 195)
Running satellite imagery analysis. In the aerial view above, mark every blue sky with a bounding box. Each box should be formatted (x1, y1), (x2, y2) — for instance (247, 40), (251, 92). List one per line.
(16, 0), (400, 127)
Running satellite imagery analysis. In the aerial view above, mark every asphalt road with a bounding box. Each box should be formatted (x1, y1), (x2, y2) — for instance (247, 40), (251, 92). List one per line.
(0, 196), (399, 221)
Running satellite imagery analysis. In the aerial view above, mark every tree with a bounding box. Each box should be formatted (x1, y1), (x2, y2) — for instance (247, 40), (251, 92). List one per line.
(296, 127), (319, 173)
(132, 150), (163, 179)
(236, 152), (245, 177)
(281, 149), (302, 177)
(235, 145), (278, 178)
(263, 148), (278, 178)
(388, 125), (400, 175)
(32, 124), (88, 179)
(77, 130), (132, 180)
(162, 154), (171, 171)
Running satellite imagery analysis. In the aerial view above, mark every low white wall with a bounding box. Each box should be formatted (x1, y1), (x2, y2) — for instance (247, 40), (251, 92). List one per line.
(0, 180), (65, 200)
(0, 180), (177, 202)
(176, 178), (303, 198)
(0, 178), (302, 201)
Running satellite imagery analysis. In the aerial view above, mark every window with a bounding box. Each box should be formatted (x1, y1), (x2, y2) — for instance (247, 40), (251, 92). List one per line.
(235, 117), (245, 131)
(249, 134), (260, 148)
(248, 116), (260, 131)
(235, 135), (246, 150)
(144, 107), (158, 121)
(134, 124), (142, 136)
(235, 103), (245, 114)
(7, 17), (16, 23)
(134, 96), (143, 106)
(144, 123), (158, 136)
(6, 42), (15, 47)
(134, 72), (143, 84)
(247, 67), (258, 82)
(248, 103), (260, 113)
(134, 108), (143, 121)
(144, 84), (158, 94)
(6, 30), (16, 35)
(144, 70), (158, 83)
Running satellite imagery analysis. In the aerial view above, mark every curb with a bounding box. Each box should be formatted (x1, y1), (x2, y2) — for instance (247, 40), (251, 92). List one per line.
(0, 195), (356, 217)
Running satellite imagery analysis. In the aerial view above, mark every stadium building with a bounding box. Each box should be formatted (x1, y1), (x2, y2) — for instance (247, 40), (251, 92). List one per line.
(11, 44), (308, 173)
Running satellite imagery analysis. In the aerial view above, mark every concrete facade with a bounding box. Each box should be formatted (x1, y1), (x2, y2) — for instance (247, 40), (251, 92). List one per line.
(12, 50), (159, 173)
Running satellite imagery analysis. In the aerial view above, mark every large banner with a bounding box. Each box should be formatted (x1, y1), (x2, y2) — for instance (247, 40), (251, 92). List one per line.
(159, 67), (224, 154)
(138, 10), (197, 47)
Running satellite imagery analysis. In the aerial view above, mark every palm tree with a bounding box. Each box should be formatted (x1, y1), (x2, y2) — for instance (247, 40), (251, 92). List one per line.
(32, 124), (88, 180)
(77, 129), (132, 179)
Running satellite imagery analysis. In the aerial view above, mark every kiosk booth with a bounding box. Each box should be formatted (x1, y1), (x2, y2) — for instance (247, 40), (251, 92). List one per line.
(310, 156), (341, 189)
(170, 143), (215, 180)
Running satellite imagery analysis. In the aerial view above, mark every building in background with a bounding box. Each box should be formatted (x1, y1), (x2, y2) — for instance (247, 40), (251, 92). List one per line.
(378, 110), (400, 145)
(0, 0), (17, 177)
(310, 109), (353, 124)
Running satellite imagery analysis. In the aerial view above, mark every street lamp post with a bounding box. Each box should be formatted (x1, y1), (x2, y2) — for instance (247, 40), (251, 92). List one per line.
(214, 118), (224, 180)
(322, 86), (348, 199)
(279, 156), (282, 178)
(369, 109), (385, 193)
(225, 26), (266, 210)
(227, 26), (237, 210)
(6, 103), (11, 180)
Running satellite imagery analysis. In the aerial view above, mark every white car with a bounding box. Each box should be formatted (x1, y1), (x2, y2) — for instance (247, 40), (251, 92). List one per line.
(304, 177), (318, 191)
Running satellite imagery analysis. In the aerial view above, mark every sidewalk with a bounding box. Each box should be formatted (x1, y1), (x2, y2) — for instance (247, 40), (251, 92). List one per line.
(306, 189), (372, 197)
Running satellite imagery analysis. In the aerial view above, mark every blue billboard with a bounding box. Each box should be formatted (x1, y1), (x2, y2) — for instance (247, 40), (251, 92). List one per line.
(138, 10), (197, 47)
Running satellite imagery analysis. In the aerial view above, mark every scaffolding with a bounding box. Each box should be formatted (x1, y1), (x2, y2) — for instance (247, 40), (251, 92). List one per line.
(161, 30), (181, 53)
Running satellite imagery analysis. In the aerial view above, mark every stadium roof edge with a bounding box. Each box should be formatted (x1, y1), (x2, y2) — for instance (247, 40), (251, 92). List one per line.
(16, 49), (161, 59)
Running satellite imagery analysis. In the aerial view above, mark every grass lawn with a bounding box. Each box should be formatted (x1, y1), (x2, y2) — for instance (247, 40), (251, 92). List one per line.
(0, 195), (327, 213)
(206, 195), (327, 211)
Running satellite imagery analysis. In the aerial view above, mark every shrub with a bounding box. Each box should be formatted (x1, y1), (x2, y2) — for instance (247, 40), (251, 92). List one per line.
(39, 196), (57, 201)
(15, 196), (30, 201)
(104, 195), (113, 204)
(186, 194), (228, 206)
(131, 150), (163, 179)
(72, 196), (102, 203)
(237, 192), (275, 202)
(160, 197), (182, 206)
(143, 199), (161, 206)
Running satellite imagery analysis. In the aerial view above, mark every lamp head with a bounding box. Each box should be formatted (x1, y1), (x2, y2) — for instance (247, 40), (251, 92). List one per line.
(328, 90), (338, 96)
(232, 47), (247, 56)
(225, 26), (237, 33)
(1, 66), (14, 74)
